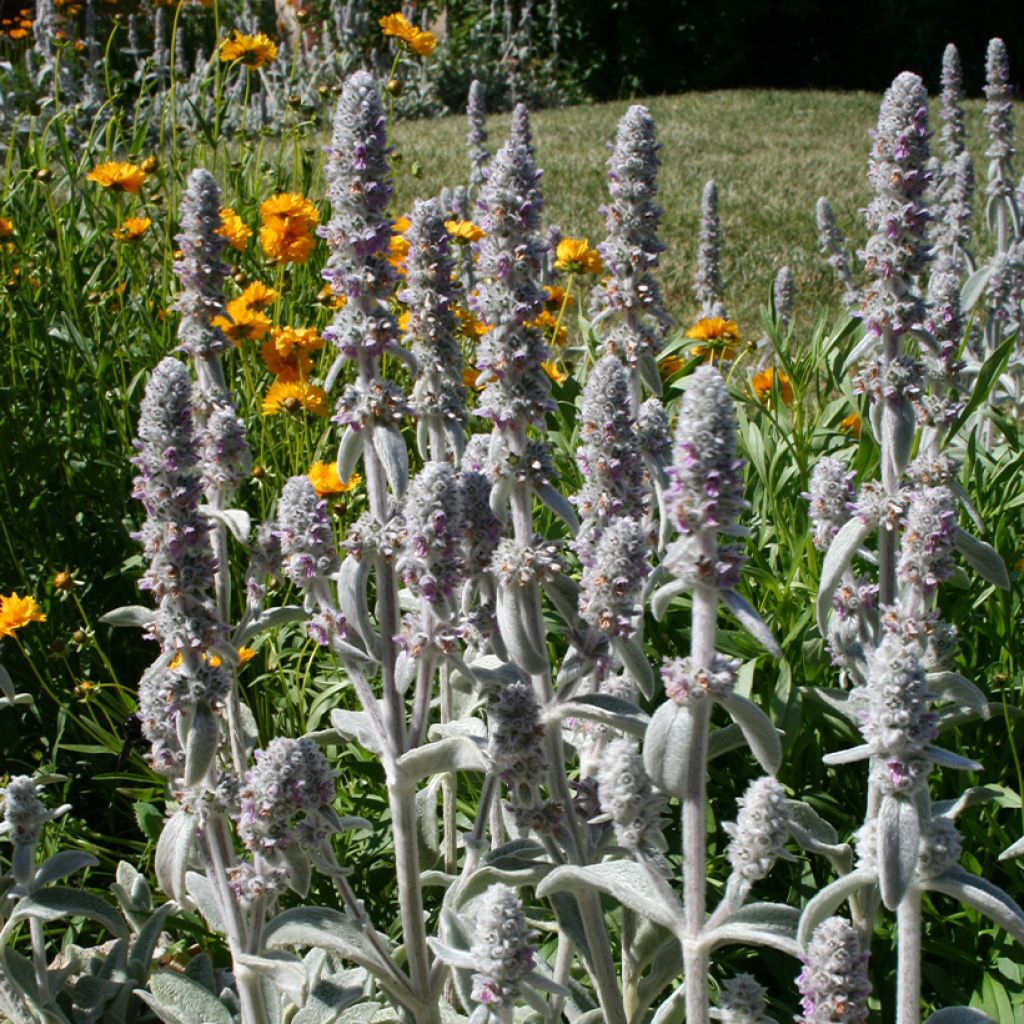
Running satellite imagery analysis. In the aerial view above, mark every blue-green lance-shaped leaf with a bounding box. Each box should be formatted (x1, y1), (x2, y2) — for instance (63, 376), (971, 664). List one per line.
(720, 588), (781, 657)
(954, 529), (1010, 591)
(923, 868), (1024, 944)
(704, 902), (801, 959)
(816, 516), (874, 631)
(798, 870), (878, 947)
(717, 691), (782, 773)
(878, 794), (920, 911)
(546, 692), (650, 739)
(143, 970), (234, 1024)
(336, 425), (364, 484)
(5, 886), (129, 942)
(643, 700), (698, 799)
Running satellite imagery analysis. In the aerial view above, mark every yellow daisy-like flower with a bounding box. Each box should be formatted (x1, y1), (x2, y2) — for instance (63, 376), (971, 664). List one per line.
(686, 317), (742, 363)
(237, 646), (256, 665)
(0, 217), (13, 238)
(87, 161), (147, 194)
(463, 367), (482, 389)
(555, 237), (603, 275)
(238, 280), (280, 311)
(217, 207), (252, 251)
(445, 219), (485, 243)
(262, 380), (329, 417)
(455, 305), (489, 341)
(112, 216), (152, 242)
(317, 283), (347, 310)
(213, 294), (273, 343)
(308, 462), (362, 497)
(259, 192), (319, 265)
(658, 353), (686, 379)
(751, 367), (794, 406)
(219, 30), (278, 68)
(379, 12), (436, 56)
(541, 360), (569, 385)
(0, 592), (46, 638)
(261, 325), (324, 381)
(544, 284), (573, 308)
(531, 308), (567, 348)
(840, 411), (862, 437)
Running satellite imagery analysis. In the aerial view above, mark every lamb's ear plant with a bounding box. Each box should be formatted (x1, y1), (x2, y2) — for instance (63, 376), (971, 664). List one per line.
(806, 71), (1023, 1024)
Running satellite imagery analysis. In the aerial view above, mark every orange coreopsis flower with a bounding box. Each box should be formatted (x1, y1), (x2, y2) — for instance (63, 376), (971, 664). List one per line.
(751, 367), (794, 406)
(532, 308), (567, 348)
(0, 218), (13, 238)
(686, 317), (742, 363)
(555, 237), (603, 275)
(262, 380), (329, 417)
(237, 280), (279, 311)
(379, 11), (436, 55)
(87, 161), (147, 194)
(541, 360), (569, 385)
(219, 30), (277, 67)
(840, 411), (862, 437)
(213, 294), (273, 343)
(544, 285), (573, 308)
(308, 462), (362, 497)
(259, 192), (319, 265)
(445, 219), (485, 243)
(217, 207), (252, 251)
(261, 325), (324, 381)
(658, 353), (686, 379)
(112, 217), (152, 242)
(0, 592), (46, 638)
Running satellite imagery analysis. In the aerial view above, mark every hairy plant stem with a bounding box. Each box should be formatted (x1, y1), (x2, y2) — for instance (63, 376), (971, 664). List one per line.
(896, 888), (922, 1024)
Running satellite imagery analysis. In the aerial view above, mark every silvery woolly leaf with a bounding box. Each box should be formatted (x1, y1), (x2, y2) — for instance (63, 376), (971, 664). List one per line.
(934, 787), (999, 820)
(99, 605), (154, 628)
(8, 886), (128, 940)
(184, 872), (226, 937)
(537, 861), (682, 932)
(129, 902), (175, 975)
(264, 907), (399, 985)
(643, 701), (699, 799)
(33, 850), (98, 889)
(927, 671), (989, 717)
(543, 572), (582, 627)
(877, 794), (920, 911)
(954, 529), (1010, 590)
(650, 984), (686, 1024)
(235, 605), (307, 646)
(719, 589), (782, 657)
(924, 868), (1024, 943)
(1000, 835), (1024, 861)
(705, 902), (801, 959)
(338, 557), (380, 658)
(717, 692), (782, 773)
(329, 709), (385, 756)
(496, 585), (547, 675)
(155, 809), (197, 908)
(651, 578), (688, 622)
(638, 352), (663, 395)
(546, 693), (649, 739)
(884, 398), (916, 478)
(925, 1009), (997, 1024)
(336, 426), (364, 484)
(821, 743), (875, 766)
(372, 426), (408, 499)
(455, 862), (554, 906)
(707, 722), (745, 760)
(803, 686), (866, 725)
(394, 736), (487, 790)
(613, 638), (655, 700)
(788, 801), (839, 845)
(960, 264), (992, 312)
(797, 870), (877, 947)
(425, 938), (478, 972)
(234, 953), (307, 1006)
(816, 517), (874, 631)
(924, 745), (982, 772)
(146, 970), (233, 1024)
(416, 776), (444, 869)
(537, 483), (579, 535)
(200, 506), (251, 542)
(292, 977), (364, 1024)
(183, 702), (219, 787)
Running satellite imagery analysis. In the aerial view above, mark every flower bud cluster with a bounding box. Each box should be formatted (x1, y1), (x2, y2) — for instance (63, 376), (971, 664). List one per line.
(489, 538), (564, 588)
(472, 106), (553, 437)
(320, 72), (401, 364)
(578, 516), (650, 640)
(488, 680), (547, 816)
(1, 775), (63, 851)
(897, 485), (957, 595)
(796, 917), (870, 1024)
(469, 884), (537, 1010)
(858, 627), (937, 796)
(931, 152), (974, 268)
(199, 404), (252, 500)
(806, 458), (855, 551)
(773, 266), (794, 328)
(859, 72), (931, 342)
(939, 44), (967, 165)
(984, 39), (1018, 210)
(724, 776), (791, 883)
(662, 653), (738, 705)
(236, 737), (337, 856)
(466, 79), (489, 193)
(173, 170), (232, 361)
(695, 180), (724, 316)
(131, 358), (223, 653)
(637, 397), (672, 468)
(459, 469), (503, 578)
(595, 738), (665, 852)
(816, 197), (859, 309)
(401, 198), (467, 439)
(276, 476), (340, 596)
(917, 816), (961, 879)
(574, 355), (647, 558)
(589, 104), (671, 367)
(718, 974), (772, 1024)
(395, 462), (463, 608)
(665, 366), (746, 588)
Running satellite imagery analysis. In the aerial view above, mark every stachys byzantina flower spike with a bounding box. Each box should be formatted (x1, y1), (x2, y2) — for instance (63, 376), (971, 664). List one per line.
(795, 917), (870, 1024)
(983, 37), (1021, 250)
(816, 196), (859, 309)
(467, 78), (489, 194)
(695, 180), (725, 317)
(589, 104), (671, 390)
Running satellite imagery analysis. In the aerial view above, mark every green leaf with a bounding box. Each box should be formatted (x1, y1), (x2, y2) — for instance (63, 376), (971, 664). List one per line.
(947, 334), (1016, 440)
(925, 1009), (997, 1024)
(146, 969), (233, 1024)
